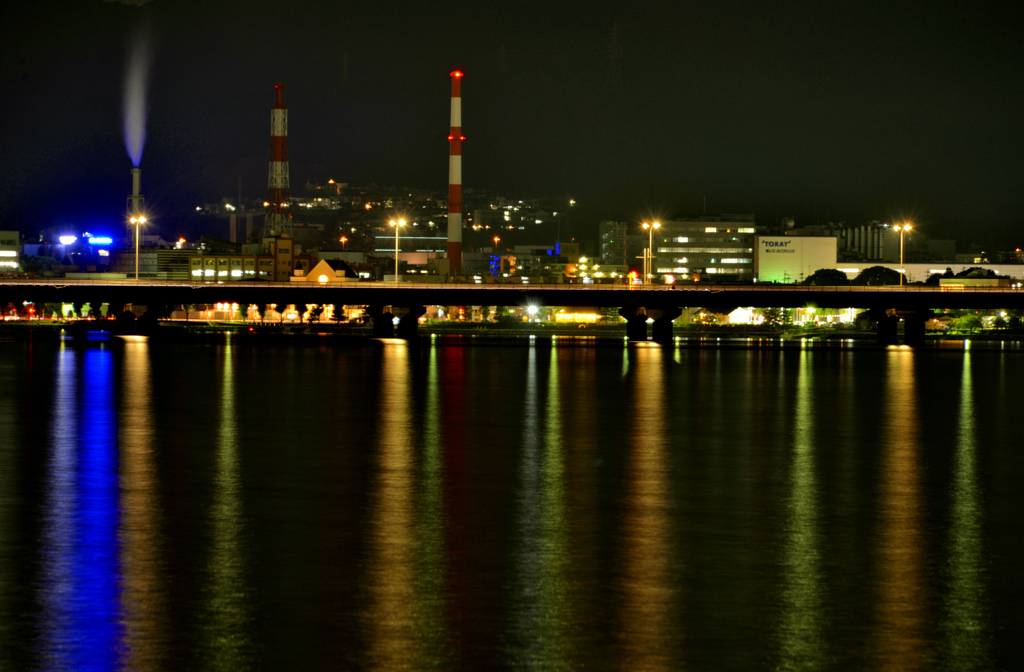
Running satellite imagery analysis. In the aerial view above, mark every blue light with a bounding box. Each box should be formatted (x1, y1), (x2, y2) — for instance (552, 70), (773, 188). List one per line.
(87, 237), (113, 246)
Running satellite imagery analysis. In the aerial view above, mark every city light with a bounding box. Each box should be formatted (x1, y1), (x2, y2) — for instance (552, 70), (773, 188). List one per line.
(59, 235), (77, 245)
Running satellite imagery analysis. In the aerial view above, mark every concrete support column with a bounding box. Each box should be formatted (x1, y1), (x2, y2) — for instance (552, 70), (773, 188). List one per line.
(877, 314), (898, 346)
(652, 307), (683, 344)
(367, 305), (395, 338)
(397, 305), (427, 340)
(904, 317), (926, 347)
(618, 306), (648, 341)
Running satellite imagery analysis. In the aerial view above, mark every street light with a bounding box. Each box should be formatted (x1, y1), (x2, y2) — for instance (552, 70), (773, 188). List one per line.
(493, 236), (500, 250)
(642, 221), (661, 283)
(894, 222), (912, 285)
(129, 215), (147, 280)
(389, 219), (406, 283)
(340, 236), (347, 250)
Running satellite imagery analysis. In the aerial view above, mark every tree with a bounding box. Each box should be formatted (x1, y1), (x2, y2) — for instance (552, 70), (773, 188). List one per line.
(802, 268), (850, 286)
(993, 315), (1008, 329)
(925, 268), (954, 286)
(1009, 316), (1022, 330)
(954, 315), (982, 333)
(308, 304), (324, 322)
(955, 267), (995, 278)
(759, 307), (784, 325)
(851, 266), (903, 286)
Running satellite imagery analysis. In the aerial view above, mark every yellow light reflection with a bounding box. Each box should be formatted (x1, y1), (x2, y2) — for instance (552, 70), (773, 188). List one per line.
(875, 349), (925, 670)
(368, 341), (416, 667)
(204, 337), (251, 666)
(777, 349), (826, 668)
(119, 337), (165, 669)
(413, 343), (448, 664)
(620, 345), (672, 670)
(509, 346), (569, 665)
(943, 351), (990, 666)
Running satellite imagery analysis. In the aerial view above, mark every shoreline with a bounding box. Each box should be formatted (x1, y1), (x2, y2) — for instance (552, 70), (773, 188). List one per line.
(3, 319), (1022, 346)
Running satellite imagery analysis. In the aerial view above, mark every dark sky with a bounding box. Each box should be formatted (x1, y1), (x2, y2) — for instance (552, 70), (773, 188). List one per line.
(3, 0), (1023, 246)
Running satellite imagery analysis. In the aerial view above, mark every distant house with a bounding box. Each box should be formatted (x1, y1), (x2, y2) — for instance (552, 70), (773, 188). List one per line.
(291, 258), (359, 283)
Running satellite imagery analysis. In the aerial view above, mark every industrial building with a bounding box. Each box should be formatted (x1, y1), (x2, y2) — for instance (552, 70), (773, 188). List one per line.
(0, 231), (21, 272)
(599, 221), (628, 266)
(653, 214), (766, 280)
(754, 236), (839, 283)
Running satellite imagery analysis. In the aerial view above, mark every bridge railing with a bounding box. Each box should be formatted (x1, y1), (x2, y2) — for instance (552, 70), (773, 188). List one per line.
(1, 278), (1022, 294)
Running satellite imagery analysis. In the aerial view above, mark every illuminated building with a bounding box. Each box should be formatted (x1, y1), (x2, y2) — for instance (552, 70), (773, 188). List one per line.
(0, 231), (21, 271)
(652, 214), (765, 280)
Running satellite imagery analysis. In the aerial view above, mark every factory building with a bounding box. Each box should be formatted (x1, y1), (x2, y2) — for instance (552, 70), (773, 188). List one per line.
(599, 221), (628, 266)
(754, 236), (839, 283)
(653, 214), (765, 280)
(0, 231), (20, 272)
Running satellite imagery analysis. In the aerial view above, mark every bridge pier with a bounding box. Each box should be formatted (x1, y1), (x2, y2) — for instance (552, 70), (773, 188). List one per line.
(652, 307), (683, 344)
(397, 305), (427, 340)
(367, 305), (395, 338)
(618, 307), (648, 341)
(875, 308), (931, 346)
(876, 314), (898, 345)
(904, 316), (926, 347)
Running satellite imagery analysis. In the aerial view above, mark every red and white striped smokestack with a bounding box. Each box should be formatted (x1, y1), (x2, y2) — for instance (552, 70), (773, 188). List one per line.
(265, 83), (290, 237)
(447, 70), (464, 273)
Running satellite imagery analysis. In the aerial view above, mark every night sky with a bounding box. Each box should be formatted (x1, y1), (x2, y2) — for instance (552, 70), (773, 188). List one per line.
(3, 0), (1023, 246)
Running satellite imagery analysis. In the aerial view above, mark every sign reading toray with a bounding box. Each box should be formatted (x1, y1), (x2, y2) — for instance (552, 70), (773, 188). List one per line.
(762, 240), (796, 253)
(755, 236), (837, 282)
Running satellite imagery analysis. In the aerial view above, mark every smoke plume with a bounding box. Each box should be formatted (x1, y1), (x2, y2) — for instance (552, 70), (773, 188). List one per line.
(122, 24), (152, 167)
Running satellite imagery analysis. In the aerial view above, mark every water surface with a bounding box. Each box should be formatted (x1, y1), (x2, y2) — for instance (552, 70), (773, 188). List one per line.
(1, 336), (1021, 670)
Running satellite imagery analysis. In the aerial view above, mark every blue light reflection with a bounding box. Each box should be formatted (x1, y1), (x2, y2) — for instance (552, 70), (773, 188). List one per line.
(41, 345), (123, 670)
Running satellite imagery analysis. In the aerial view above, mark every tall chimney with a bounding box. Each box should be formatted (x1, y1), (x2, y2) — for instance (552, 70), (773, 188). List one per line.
(127, 167), (145, 246)
(264, 83), (290, 240)
(447, 70), (464, 274)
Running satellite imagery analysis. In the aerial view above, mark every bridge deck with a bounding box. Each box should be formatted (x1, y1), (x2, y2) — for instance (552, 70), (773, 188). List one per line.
(1, 279), (1022, 310)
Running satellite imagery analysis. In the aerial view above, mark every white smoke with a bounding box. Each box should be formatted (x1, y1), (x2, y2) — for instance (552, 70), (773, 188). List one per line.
(122, 24), (152, 167)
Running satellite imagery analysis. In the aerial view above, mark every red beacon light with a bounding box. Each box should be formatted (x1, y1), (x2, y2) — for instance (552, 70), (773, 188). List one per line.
(450, 70), (464, 78)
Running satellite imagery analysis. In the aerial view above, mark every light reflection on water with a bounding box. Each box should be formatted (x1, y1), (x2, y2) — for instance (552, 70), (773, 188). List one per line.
(413, 343), (449, 668)
(118, 337), (164, 670)
(0, 339), (1018, 669)
(942, 352), (990, 671)
(620, 345), (672, 670)
(876, 349), (927, 670)
(508, 345), (570, 668)
(367, 340), (417, 668)
(41, 344), (122, 670)
(202, 335), (251, 668)
(777, 349), (826, 670)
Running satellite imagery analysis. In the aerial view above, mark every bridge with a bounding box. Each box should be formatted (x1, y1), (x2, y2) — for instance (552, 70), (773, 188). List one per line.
(3, 279), (1022, 345)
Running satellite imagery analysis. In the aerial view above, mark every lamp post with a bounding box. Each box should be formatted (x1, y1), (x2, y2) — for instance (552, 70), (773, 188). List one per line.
(389, 219), (405, 283)
(642, 221), (660, 283)
(894, 223), (912, 285)
(129, 215), (147, 280)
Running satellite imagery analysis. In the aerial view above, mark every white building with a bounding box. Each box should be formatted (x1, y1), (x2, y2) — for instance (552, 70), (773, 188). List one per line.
(0, 231), (19, 271)
(755, 236), (838, 283)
